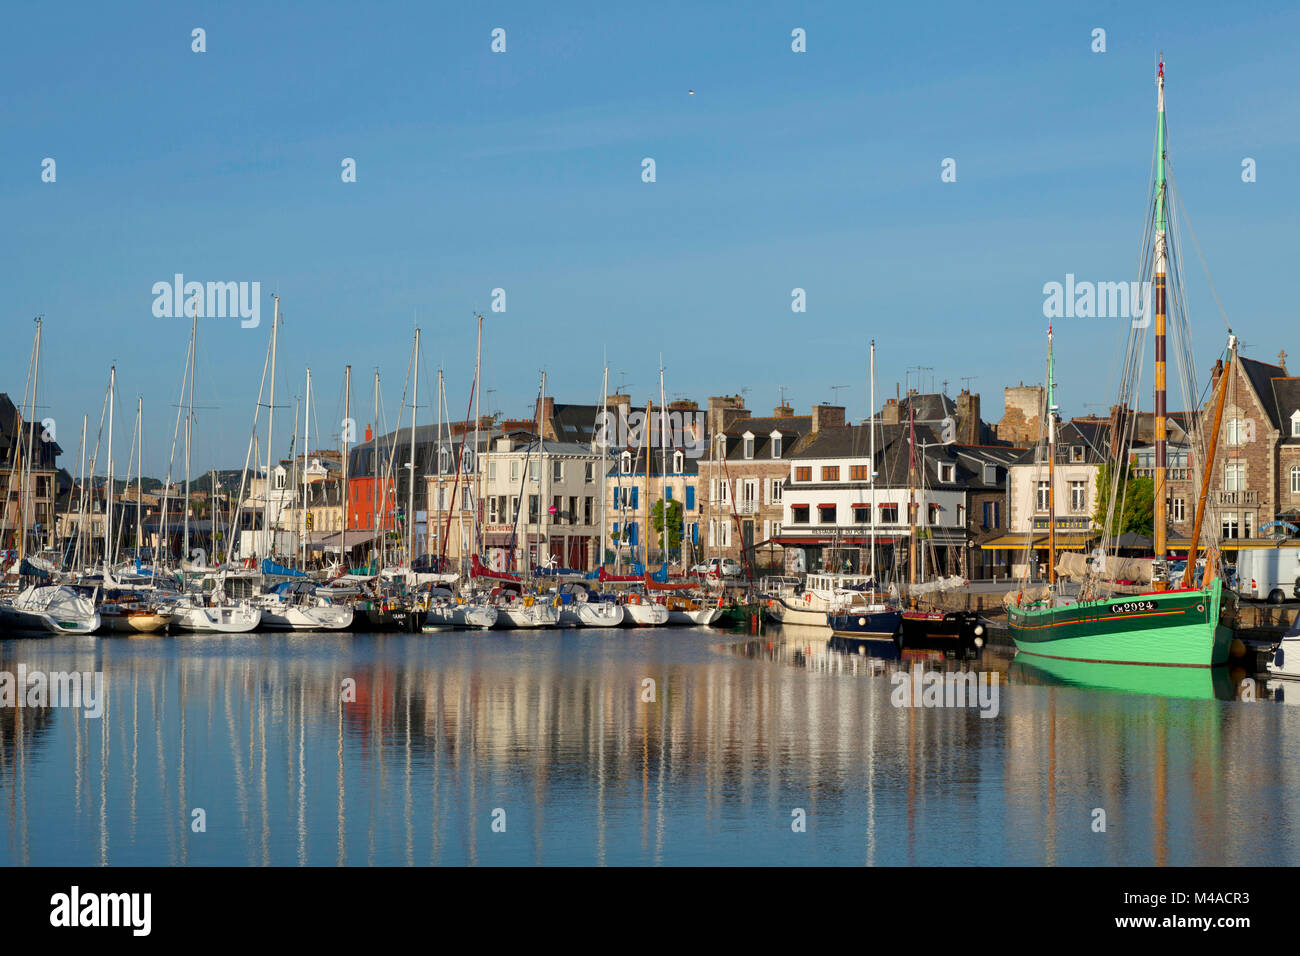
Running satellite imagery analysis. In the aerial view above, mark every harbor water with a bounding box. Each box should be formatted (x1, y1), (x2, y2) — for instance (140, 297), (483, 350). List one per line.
(1, 625), (1296, 866)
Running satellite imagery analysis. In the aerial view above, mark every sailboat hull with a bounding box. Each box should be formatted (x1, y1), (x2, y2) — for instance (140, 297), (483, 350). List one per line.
(766, 597), (829, 627)
(1007, 579), (1234, 667)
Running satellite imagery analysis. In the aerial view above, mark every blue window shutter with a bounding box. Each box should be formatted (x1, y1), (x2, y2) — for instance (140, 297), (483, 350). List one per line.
(613, 487), (620, 509)
(630, 523), (638, 545)
(686, 486), (695, 510)
(691, 523), (699, 545)
(631, 487), (639, 510)
(666, 486), (673, 500)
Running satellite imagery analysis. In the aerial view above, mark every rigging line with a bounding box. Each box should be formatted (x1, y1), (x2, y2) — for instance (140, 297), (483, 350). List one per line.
(156, 328), (194, 567)
(225, 327), (273, 560)
(376, 338), (415, 536)
(1166, 159), (1233, 333)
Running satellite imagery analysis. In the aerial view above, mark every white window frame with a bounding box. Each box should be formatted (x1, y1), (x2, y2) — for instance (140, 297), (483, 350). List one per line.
(1224, 461), (1245, 491)
(770, 432), (782, 458)
(1070, 480), (1086, 513)
(673, 450), (684, 473)
(1291, 465), (1300, 495)
(771, 479), (782, 504)
(742, 432), (755, 460)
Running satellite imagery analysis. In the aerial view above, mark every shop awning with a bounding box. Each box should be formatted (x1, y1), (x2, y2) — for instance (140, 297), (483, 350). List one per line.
(980, 533), (1045, 551)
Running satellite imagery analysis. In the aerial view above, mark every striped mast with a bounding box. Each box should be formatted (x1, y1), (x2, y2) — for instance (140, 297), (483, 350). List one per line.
(1152, 56), (1170, 588)
(1047, 323), (1057, 590)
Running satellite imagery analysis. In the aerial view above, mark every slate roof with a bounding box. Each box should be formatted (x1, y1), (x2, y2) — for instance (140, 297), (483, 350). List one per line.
(1270, 378), (1300, 444)
(720, 415), (812, 460)
(1232, 356), (1284, 429)
(1010, 420), (1112, 466)
(550, 404), (603, 445)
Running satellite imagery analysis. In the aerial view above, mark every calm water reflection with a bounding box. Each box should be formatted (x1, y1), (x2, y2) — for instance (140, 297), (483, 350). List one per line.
(1, 625), (1296, 866)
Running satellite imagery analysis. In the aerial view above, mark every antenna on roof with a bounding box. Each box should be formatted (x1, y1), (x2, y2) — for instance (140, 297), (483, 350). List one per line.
(778, 385), (789, 407)
(961, 376), (978, 391)
(829, 385), (849, 405)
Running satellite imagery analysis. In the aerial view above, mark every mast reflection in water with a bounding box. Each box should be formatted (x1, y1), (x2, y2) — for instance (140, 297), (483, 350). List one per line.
(0, 627), (1294, 865)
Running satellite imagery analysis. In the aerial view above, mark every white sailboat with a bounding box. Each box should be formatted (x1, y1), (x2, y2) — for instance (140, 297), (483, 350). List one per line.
(169, 593), (262, 633)
(0, 585), (101, 635)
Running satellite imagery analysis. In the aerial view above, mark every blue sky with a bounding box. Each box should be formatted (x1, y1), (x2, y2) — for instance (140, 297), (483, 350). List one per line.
(3, 0), (1298, 475)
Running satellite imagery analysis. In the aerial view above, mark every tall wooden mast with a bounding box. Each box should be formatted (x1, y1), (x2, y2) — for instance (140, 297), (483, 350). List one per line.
(1047, 324), (1058, 589)
(1152, 57), (1170, 588)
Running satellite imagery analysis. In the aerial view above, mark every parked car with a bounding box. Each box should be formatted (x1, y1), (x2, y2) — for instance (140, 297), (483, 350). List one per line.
(689, 557), (742, 577)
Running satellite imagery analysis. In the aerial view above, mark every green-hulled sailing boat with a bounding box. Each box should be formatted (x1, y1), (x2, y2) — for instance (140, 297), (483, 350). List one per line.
(1008, 58), (1238, 668)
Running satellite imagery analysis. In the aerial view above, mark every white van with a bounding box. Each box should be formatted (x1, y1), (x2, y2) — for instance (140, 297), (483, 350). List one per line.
(1234, 546), (1300, 603)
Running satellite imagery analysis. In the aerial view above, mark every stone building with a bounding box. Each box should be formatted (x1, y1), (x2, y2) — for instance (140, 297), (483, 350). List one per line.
(997, 383), (1046, 447)
(701, 401), (816, 573)
(0, 392), (67, 556)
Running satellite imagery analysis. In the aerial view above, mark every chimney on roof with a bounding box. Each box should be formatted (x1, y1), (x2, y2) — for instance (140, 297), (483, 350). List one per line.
(1279, 349), (1288, 373)
(773, 403), (794, 419)
(534, 396), (555, 424)
(811, 404), (845, 433)
(882, 398), (902, 427)
(955, 390), (981, 444)
(668, 398), (698, 411)
(707, 395), (749, 436)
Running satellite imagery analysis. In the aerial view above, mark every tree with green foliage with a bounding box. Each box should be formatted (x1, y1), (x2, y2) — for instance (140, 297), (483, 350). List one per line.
(651, 498), (684, 552)
(1093, 462), (1154, 537)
